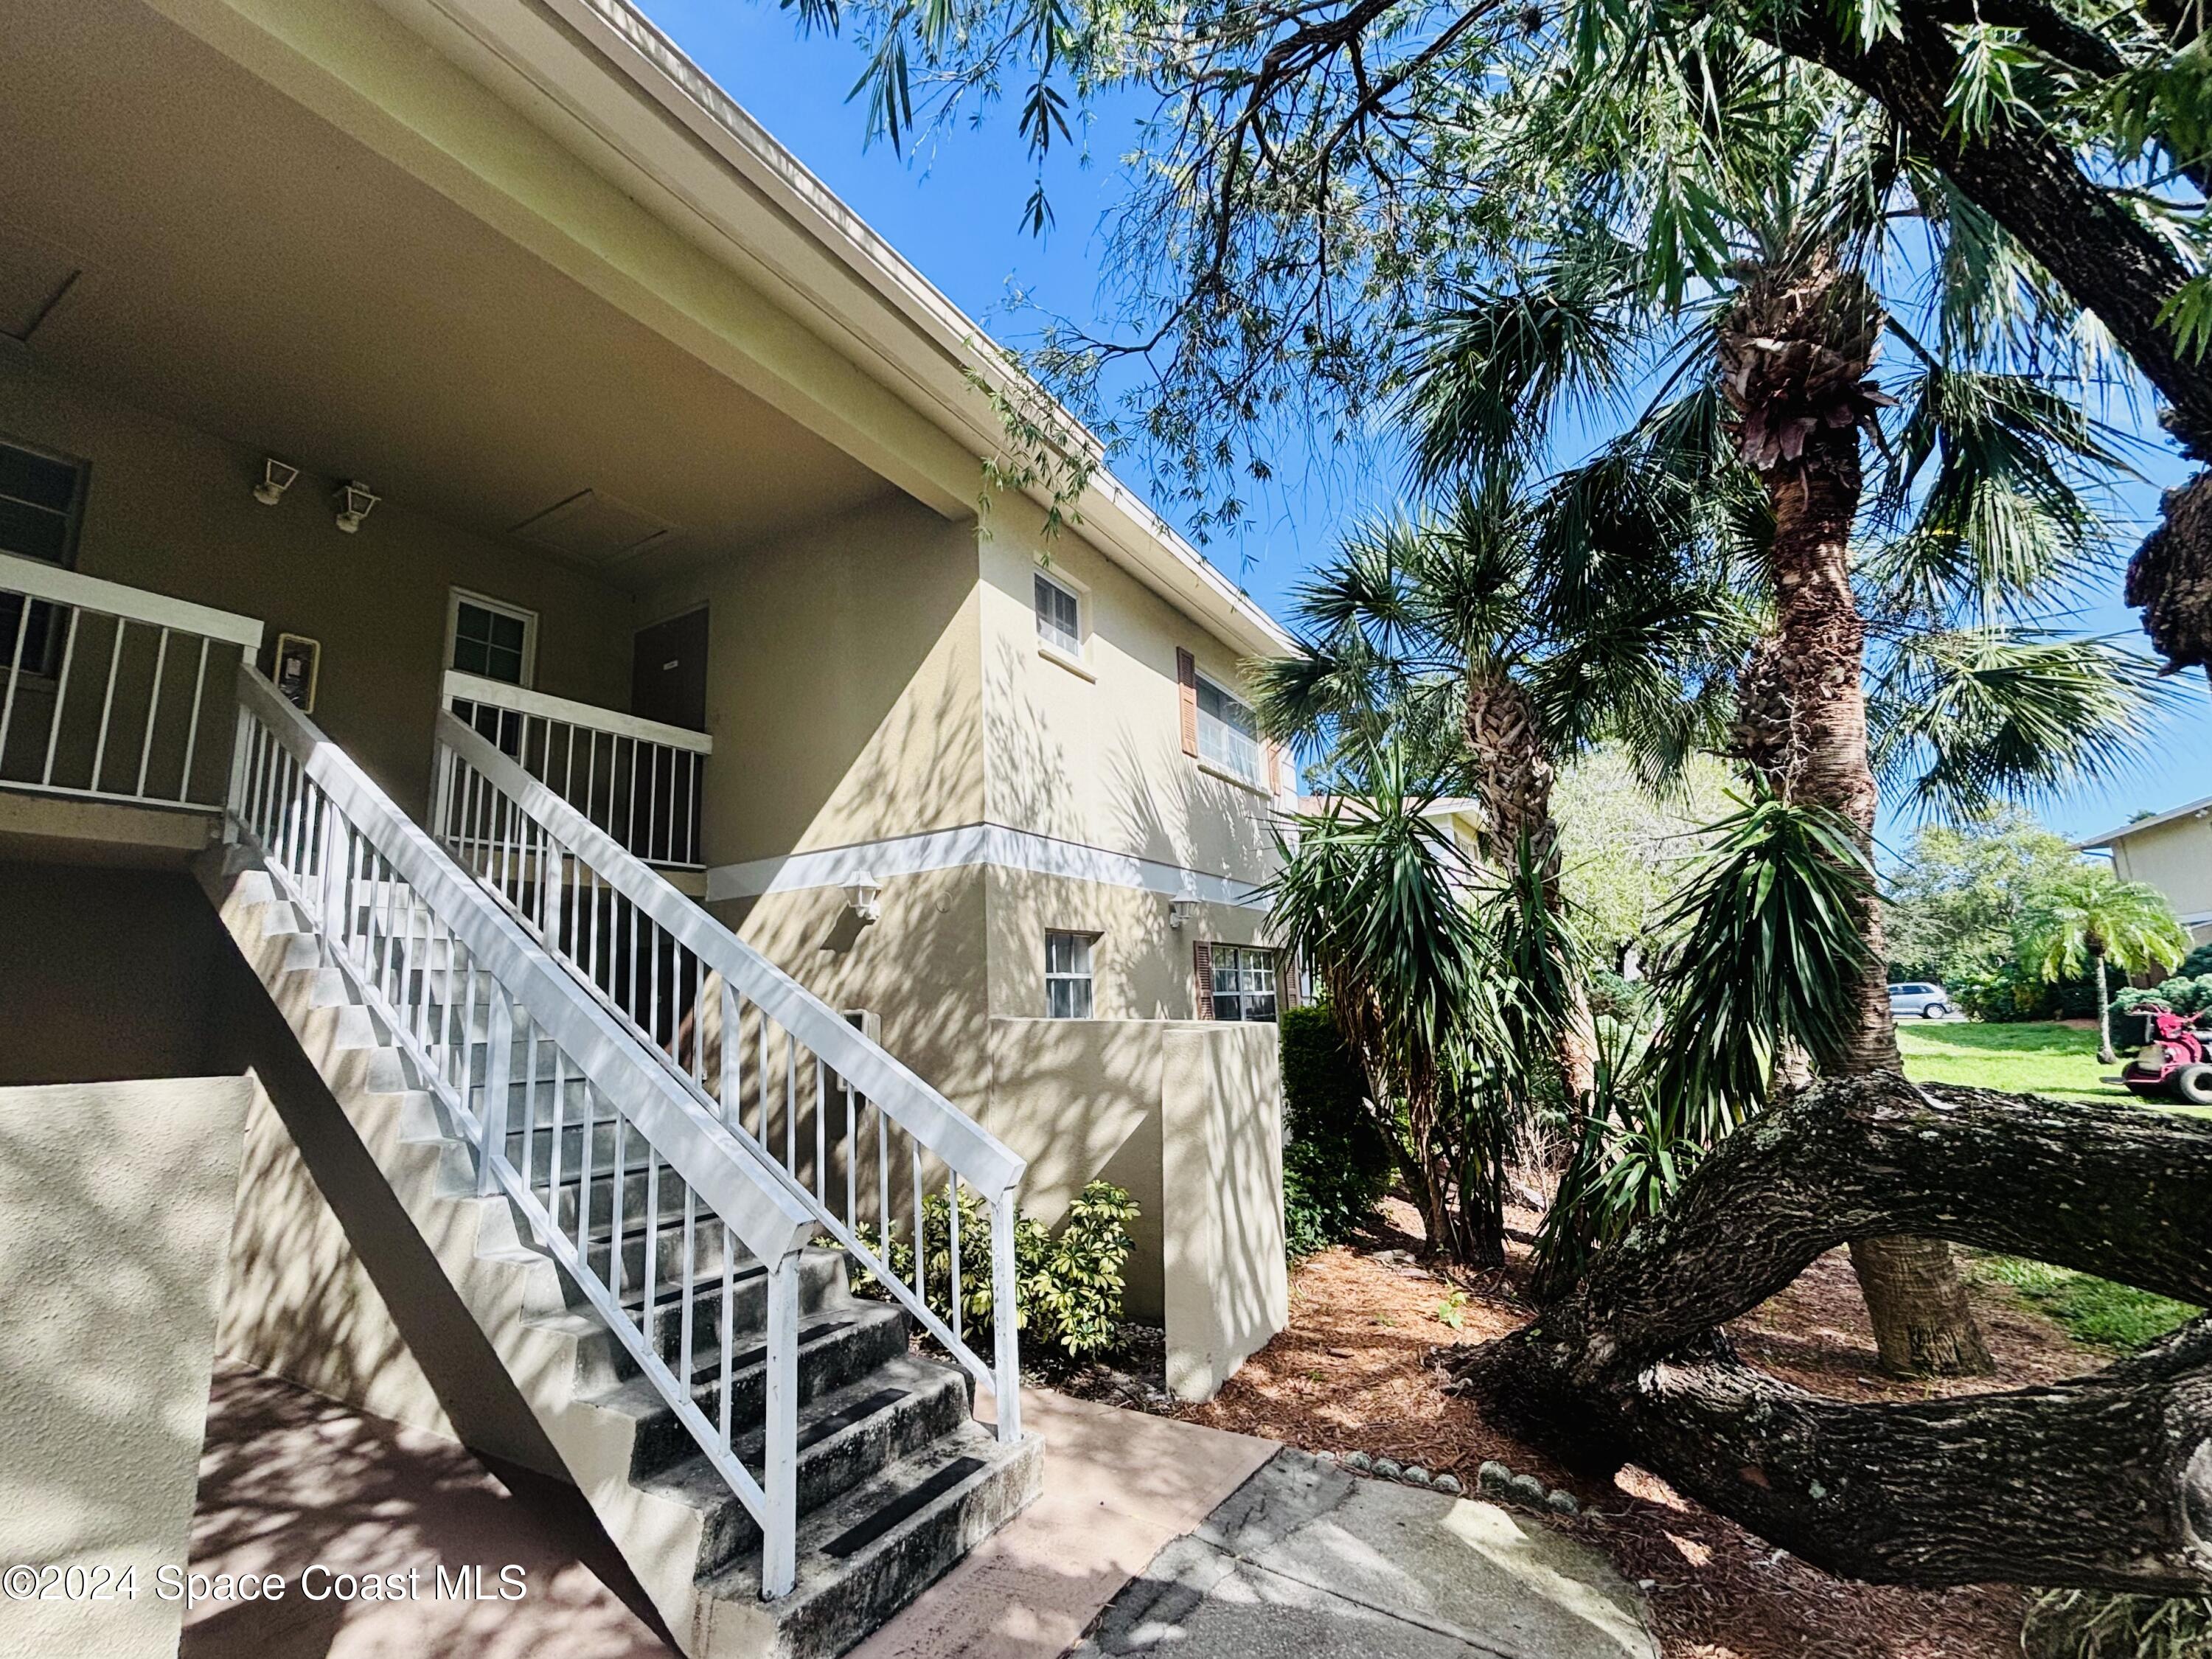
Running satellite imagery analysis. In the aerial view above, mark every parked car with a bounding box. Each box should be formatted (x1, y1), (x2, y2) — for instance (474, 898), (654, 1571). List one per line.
(1888, 982), (1952, 1020)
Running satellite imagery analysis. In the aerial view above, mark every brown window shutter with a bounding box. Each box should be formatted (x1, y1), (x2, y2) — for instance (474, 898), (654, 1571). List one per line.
(1176, 647), (1199, 757)
(1279, 947), (1302, 1011)
(1192, 939), (1214, 1020)
(1266, 740), (1283, 795)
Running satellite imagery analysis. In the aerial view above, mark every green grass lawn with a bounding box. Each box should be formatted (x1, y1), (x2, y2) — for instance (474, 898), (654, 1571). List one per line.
(1893, 1019), (2120, 1104)
(1895, 1018), (2203, 1351)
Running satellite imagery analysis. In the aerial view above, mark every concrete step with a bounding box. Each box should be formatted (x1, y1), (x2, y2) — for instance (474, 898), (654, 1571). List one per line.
(697, 1419), (1045, 1659)
(591, 1301), (914, 1478)
(528, 1248), (856, 1391)
(643, 1353), (973, 1579)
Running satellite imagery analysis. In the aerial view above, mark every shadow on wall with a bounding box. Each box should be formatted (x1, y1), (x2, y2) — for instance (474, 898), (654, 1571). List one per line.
(0, 1077), (251, 1659)
(201, 934), (568, 1481)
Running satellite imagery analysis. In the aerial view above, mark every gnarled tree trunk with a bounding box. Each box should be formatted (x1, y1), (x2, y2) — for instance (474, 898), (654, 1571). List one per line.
(1447, 1074), (2212, 1593)
(1719, 253), (1992, 1377)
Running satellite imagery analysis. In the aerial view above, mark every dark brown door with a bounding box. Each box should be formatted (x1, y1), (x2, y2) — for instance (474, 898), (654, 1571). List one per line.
(632, 607), (708, 731)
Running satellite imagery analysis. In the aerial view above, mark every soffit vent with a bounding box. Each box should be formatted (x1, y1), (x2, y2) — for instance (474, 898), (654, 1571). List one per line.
(511, 489), (676, 566)
(0, 222), (85, 343)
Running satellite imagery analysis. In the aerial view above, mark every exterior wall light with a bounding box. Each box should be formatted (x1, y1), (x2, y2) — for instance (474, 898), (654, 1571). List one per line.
(333, 480), (380, 533)
(1169, 897), (1203, 931)
(254, 457), (299, 506)
(843, 872), (882, 926)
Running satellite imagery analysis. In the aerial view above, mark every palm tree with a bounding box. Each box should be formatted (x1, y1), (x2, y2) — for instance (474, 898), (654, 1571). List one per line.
(1403, 49), (2166, 1374)
(1253, 481), (1745, 1104)
(2020, 869), (2193, 1065)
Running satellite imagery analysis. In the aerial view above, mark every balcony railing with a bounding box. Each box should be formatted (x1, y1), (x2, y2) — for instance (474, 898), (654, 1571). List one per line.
(0, 552), (262, 810)
(442, 670), (711, 869)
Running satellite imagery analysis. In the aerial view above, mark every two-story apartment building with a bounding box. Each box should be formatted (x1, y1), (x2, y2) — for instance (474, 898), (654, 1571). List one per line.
(0, 2), (1294, 1655)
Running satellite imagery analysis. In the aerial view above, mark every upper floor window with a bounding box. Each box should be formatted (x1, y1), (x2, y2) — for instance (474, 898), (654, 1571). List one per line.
(1034, 570), (1082, 658)
(0, 437), (85, 567)
(1196, 674), (1261, 785)
(448, 590), (536, 686)
(1045, 931), (1095, 1020)
(1211, 945), (1279, 1023)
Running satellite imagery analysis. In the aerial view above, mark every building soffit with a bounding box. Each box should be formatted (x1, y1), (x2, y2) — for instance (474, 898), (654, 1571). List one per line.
(145, 0), (1294, 661)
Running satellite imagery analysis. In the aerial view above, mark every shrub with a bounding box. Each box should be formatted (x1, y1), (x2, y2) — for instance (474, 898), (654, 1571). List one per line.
(1952, 960), (2099, 1022)
(1585, 967), (1657, 1022)
(2180, 941), (2212, 980)
(1279, 1004), (1394, 1256)
(2154, 973), (2212, 1015)
(845, 1179), (1139, 1359)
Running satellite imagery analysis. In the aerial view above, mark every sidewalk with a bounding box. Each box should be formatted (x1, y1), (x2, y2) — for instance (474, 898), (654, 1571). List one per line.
(184, 1363), (1652, 1659)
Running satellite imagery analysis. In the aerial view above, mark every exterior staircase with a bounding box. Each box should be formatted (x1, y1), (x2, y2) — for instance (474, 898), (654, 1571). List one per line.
(201, 664), (1040, 1659)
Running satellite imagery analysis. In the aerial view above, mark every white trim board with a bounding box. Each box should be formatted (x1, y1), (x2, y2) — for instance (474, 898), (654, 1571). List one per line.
(706, 824), (1269, 910)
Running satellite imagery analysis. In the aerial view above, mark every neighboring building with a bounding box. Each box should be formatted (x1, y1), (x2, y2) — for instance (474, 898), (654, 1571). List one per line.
(2078, 796), (2212, 945)
(0, 1), (1293, 1651)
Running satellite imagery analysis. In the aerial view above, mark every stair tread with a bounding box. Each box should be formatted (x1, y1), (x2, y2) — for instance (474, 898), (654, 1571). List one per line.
(699, 1416), (1036, 1596)
(582, 1301), (905, 1417)
(636, 1352), (963, 1510)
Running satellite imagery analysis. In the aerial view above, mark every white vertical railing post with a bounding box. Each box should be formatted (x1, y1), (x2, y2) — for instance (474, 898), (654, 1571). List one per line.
(479, 992), (514, 1198)
(224, 705), (252, 843)
(718, 977), (740, 1128)
(761, 1250), (801, 1600)
(992, 1191), (1021, 1443)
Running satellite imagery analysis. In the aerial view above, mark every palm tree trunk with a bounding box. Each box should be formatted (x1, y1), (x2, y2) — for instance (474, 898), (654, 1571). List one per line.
(2094, 950), (2117, 1065)
(1463, 667), (1598, 1106)
(1723, 253), (1994, 1378)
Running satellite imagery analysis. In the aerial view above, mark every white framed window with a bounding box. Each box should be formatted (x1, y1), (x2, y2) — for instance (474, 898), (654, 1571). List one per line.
(1034, 569), (1083, 658)
(1045, 931), (1096, 1020)
(1196, 673), (1262, 785)
(1211, 944), (1279, 1023)
(447, 589), (538, 687)
(0, 437), (86, 675)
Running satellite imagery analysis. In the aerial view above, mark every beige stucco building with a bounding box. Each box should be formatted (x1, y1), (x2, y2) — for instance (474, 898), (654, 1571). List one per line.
(2080, 795), (2212, 946)
(0, 1), (1297, 1649)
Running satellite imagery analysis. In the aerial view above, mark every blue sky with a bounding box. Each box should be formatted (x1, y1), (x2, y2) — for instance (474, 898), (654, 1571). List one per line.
(647, 0), (2212, 851)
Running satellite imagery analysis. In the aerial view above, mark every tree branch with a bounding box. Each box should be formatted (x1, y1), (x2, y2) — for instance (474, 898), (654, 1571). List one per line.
(1447, 1073), (2212, 1592)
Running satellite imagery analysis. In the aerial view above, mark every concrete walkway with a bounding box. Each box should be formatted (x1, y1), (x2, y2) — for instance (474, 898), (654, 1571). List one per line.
(1073, 1450), (1658, 1659)
(184, 1364), (1650, 1659)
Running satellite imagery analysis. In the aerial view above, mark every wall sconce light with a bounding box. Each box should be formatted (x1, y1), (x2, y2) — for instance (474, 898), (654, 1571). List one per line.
(1169, 896), (1203, 931)
(253, 457), (299, 507)
(842, 872), (882, 926)
(333, 480), (380, 533)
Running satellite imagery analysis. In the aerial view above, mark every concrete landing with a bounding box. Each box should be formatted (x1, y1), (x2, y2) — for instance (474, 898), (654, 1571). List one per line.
(1071, 1450), (1658, 1659)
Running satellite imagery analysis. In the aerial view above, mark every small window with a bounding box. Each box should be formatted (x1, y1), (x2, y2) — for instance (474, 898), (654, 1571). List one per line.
(448, 591), (536, 686)
(1045, 931), (1095, 1020)
(1211, 945), (1279, 1023)
(1196, 674), (1261, 784)
(0, 437), (86, 673)
(1034, 570), (1082, 657)
(0, 437), (86, 567)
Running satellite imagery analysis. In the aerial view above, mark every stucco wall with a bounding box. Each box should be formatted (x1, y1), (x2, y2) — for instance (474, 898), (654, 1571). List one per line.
(981, 1018), (1286, 1399)
(2110, 814), (2212, 942)
(640, 493), (984, 866)
(0, 862), (227, 1085)
(1, 355), (635, 818)
(0, 1076), (252, 1659)
(977, 496), (1284, 887)
(984, 866), (1276, 1023)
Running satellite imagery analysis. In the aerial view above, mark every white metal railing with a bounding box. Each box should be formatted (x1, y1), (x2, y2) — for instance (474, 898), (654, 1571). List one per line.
(0, 552), (262, 809)
(444, 670), (711, 869)
(229, 666), (818, 1596)
(432, 709), (1027, 1443)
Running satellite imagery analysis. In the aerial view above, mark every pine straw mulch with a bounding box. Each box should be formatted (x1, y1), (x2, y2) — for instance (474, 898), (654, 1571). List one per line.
(1144, 1197), (2105, 1659)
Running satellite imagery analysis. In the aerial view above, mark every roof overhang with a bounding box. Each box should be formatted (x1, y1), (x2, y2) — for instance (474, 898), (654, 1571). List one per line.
(424, 0), (1298, 659)
(2076, 795), (2212, 849)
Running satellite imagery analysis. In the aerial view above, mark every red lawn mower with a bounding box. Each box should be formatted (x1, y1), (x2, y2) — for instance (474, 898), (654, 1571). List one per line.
(2115, 1006), (2212, 1105)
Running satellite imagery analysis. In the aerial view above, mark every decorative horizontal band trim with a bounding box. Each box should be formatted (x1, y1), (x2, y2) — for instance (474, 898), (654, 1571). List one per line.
(705, 823), (1269, 909)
